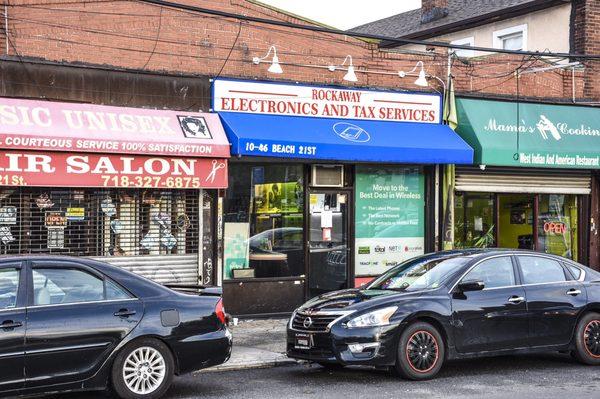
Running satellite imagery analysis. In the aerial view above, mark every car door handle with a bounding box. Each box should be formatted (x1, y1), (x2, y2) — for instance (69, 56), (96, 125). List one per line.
(1, 320), (23, 329)
(508, 296), (525, 304)
(114, 309), (136, 318)
(566, 289), (582, 296)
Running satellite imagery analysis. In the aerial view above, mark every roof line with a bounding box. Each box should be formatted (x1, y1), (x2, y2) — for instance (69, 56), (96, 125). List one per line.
(380, 0), (570, 45)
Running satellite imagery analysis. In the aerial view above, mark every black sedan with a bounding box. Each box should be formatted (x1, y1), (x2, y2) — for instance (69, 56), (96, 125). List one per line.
(0, 255), (232, 399)
(287, 249), (600, 380)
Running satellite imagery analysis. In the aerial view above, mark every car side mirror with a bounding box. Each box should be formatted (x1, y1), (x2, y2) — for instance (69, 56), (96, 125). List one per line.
(457, 279), (485, 292)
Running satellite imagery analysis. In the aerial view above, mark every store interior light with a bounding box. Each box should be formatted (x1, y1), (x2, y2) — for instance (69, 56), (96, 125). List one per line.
(252, 45), (283, 74)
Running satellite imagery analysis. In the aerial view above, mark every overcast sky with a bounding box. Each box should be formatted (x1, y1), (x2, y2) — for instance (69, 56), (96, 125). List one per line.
(259, 0), (421, 30)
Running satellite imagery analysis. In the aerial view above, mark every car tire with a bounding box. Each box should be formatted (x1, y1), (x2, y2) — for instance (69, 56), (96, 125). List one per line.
(111, 338), (175, 399)
(394, 321), (444, 380)
(573, 312), (600, 365)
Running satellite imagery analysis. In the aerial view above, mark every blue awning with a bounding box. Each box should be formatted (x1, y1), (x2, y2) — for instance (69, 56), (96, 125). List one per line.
(218, 112), (473, 164)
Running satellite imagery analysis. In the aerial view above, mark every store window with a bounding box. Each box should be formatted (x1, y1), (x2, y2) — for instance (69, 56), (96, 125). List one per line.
(223, 164), (305, 280)
(454, 193), (495, 249)
(537, 194), (578, 260)
(355, 166), (425, 277)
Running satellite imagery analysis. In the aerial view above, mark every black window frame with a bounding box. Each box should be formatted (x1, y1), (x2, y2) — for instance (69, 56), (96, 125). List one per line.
(461, 255), (519, 290)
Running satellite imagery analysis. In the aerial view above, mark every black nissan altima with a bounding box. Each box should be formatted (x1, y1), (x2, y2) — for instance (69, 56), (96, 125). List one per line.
(0, 255), (231, 399)
(287, 249), (600, 380)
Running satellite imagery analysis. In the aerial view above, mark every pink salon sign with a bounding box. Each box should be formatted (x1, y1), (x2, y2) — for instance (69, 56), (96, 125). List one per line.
(0, 98), (230, 158)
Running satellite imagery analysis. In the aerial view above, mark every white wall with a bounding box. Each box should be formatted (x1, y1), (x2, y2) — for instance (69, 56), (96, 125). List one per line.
(401, 3), (572, 56)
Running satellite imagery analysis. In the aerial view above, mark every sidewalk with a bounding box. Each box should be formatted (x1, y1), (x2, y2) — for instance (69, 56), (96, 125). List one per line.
(200, 318), (297, 372)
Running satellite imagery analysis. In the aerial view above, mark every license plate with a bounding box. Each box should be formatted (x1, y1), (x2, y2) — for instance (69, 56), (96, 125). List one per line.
(295, 333), (312, 349)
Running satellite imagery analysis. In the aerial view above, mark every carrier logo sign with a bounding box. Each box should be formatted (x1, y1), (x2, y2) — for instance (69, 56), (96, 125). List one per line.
(536, 115), (561, 141)
(178, 116), (212, 139)
(333, 122), (370, 143)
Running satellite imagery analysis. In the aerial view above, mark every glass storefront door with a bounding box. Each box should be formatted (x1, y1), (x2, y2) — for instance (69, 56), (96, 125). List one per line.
(307, 190), (350, 299)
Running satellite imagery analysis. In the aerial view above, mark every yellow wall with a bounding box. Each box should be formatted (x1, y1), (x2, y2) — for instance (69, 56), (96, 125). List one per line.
(498, 195), (534, 249)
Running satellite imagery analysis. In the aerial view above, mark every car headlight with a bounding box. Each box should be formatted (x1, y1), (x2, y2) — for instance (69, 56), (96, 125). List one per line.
(345, 306), (398, 328)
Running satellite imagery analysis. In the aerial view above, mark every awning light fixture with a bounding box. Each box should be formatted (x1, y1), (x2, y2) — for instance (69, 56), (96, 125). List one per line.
(399, 61), (428, 87)
(252, 45), (283, 74)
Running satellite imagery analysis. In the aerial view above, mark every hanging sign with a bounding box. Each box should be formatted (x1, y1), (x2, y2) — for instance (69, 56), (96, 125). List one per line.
(0, 151), (228, 189)
(213, 79), (441, 123)
(66, 207), (85, 221)
(0, 206), (17, 225)
(45, 211), (67, 228)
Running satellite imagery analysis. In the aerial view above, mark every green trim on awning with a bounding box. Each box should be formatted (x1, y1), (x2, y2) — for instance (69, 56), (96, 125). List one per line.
(456, 98), (600, 169)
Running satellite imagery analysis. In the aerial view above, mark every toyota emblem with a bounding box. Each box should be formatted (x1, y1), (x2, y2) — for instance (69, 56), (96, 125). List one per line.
(303, 317), (313, 329)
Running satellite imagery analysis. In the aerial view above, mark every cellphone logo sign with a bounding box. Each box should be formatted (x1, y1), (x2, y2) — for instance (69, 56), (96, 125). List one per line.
(333, 122), (371, 143)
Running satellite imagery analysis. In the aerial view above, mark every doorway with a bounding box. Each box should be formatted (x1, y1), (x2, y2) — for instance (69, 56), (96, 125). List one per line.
(307, 189), (351, 299)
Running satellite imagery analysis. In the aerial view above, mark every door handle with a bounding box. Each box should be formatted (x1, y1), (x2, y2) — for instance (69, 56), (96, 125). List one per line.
(508, 296), (525, 304)
(1, 320), (23, 329)
(114, 309), (136, 318)
(566, 289), (582, 296)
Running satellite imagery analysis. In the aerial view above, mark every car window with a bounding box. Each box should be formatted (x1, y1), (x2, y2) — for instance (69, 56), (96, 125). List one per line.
(463, 257), (515, 289)
(33, 268), (104, 306)
(106, 279), (132, 300)
(0, 268), (19, 310)
(519, 256), (567, 285)
(566, 264), (582, 280)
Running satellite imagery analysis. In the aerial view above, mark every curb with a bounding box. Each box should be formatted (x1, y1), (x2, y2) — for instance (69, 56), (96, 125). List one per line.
(196, 357), (298, 373)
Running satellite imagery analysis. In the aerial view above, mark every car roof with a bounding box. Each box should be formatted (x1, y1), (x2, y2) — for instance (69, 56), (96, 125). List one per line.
(0, 254), (171, 298)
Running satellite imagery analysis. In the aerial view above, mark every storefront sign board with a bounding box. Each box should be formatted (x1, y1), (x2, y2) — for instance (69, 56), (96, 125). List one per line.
(0, 98), (230, 158)
(355, 166), (425, 276)
(457, 98), (600, 168)
(213, 79), (442, 124)
(0, 151), (228, 189)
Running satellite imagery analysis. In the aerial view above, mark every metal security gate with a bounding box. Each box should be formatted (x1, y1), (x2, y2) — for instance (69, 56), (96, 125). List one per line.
(455, 166), (592, 194)
(0, 187), (203, 285)
(93, 254), (199, 285)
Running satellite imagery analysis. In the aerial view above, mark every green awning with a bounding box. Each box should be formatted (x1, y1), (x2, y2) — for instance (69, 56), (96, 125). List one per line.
(456, 98), (600, 169)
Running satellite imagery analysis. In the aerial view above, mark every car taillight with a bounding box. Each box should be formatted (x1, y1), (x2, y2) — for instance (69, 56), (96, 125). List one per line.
(215, 298), (227, 325)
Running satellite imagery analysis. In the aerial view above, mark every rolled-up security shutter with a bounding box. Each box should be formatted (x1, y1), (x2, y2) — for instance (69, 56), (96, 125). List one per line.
(93, 254), (199, 285)
(455, 166), (592, 195)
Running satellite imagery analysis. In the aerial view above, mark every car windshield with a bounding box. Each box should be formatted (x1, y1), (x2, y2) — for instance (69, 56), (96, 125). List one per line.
(367, 255), (471, 292)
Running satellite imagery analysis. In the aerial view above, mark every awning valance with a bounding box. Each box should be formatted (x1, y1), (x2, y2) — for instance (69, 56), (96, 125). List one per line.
(456, 98), (600, 169)
(218, 112), (473, 164)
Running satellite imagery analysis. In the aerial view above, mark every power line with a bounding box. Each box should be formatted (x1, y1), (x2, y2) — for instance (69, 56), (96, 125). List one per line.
(136, 0), (600, 60)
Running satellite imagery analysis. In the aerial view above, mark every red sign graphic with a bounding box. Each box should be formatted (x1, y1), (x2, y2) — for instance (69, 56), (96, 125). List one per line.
(0, 151), (228, 189)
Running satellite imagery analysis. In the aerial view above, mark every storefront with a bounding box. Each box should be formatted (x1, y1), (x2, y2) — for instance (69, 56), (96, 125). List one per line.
(0, 98), (229, 284)
(213, 78), (474, 316)
(444, 98), (599, 264)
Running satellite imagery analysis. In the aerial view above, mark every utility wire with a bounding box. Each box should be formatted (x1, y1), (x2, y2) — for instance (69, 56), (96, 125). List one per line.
(136, 0), (600, 60)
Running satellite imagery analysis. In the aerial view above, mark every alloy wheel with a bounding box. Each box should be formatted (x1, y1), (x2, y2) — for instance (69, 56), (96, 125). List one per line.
(584, 320), (600, 358)
(406, 330), (439, 373)
(122, 346), (167, 395)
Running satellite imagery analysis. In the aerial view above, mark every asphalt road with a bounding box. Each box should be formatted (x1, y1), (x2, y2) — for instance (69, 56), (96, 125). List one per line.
(44, 353), (600, 399)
